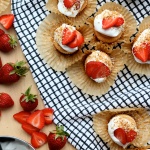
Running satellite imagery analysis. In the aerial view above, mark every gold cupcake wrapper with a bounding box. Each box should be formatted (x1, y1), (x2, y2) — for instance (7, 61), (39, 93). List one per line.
(66, 48), (125, 96)
(46, 0), (97, 26)
(123, 16), (150, 76)
(88, 2), (137, 49)
(36, 13), (93, 72)
(0, 0), (10, 14)
(93, 108), (150, 150)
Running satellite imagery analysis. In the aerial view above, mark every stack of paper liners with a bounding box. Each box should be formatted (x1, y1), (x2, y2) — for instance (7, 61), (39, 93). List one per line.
(36, 13), (93, 72)
(122, 16), (150, 76)
(93, 108), (150, 150)
(0, 0), (10, 14)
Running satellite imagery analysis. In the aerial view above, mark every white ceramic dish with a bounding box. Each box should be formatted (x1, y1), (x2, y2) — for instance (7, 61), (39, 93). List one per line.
(0, 136), (35, 150)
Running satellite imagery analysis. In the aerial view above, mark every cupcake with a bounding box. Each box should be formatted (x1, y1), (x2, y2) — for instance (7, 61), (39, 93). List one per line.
(36, 13), (93, 71)
(88, 2), (137, 49)
(0, 0), (10, 14)
(124, 16), (150, 76)
(66, 43), (125, 96)
(93, 108), (150, 150)
(46, 0), (97, 25)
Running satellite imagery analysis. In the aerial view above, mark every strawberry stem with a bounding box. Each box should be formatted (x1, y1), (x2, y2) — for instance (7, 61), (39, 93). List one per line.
(9, 61), (29, 76)
(9, 35), (17, 49)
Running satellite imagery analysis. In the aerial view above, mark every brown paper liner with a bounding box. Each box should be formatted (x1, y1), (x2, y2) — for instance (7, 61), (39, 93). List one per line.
(66, 48), (125, 96)
(88, 2), (137, 48)
(124, 16), (150, 76)
(36, 13), (93, 72)
(0, 0), (10, 14)
(46, 0), (97, 26)
(93, 108), (150, 150)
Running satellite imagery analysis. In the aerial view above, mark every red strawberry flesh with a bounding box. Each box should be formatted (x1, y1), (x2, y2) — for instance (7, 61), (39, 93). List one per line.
(42, 108), (54, 125)
(63, 0), (77, 8)
(126, 130), (137, 142)
(85, 61), (111, 79)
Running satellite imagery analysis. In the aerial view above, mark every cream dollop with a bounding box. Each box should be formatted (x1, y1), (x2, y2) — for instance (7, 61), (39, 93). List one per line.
(54, 23), (78, 53)
(94, 9), (124, 37)
(85, 50), (113, 83)
(132, 28), (150, 64)
(108, 114), (138, 148)
(57, 0), (85, 17)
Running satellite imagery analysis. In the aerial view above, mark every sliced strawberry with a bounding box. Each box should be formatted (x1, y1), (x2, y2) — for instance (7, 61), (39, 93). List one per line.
(22, 123), (40, 135)
(67, 30), (84, 48)
(62, 28), (76, 45)
(102, 17), (118, 29)
(114, 128), (127, 145)
(63, 0), (77, 8)
(42, 108), (54, 125)
(133, 43), (150, 62)
(31, 132), (47, 148)
(115, 17), (124, 27)
(85, 61), (111, 79)
(0, 14), (14, 30)
(27, 110), (45, 130)
(13, 111), (31, 124)
(126, 130), (137, 142)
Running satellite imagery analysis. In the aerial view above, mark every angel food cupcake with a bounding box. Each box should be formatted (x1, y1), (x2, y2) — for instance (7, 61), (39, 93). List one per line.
(93, 108), (150, 150)
(85, 51), (113, 83)
(36, 13), (93, 71)
(88, 2), (137, 48)
(46, 0), (97, 25)
(54, 23), (84, 54)
(67, 44), (125, 96)
(108, 114), (138, 149)
(124, 16), (150, 76)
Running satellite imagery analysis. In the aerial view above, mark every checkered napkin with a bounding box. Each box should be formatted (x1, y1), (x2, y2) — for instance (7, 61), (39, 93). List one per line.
(11, 0), (150, 149)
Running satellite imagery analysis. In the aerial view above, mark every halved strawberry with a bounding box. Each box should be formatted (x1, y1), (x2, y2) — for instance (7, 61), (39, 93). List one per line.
(67, 30), (84, 48)
(22, 123), (40, 135)
(27, 110), (45, 130)
(0, 14), (14, 30)
(114, 128), (127, 145)
(13, 111), (31, 124)
(62, 28), (76, 45)
(126, 130), (137, 142)
(31, 132), (47, 148)
(102, 17), (124, 29)
(133, 43), (150, 62)
(42, 108), (54, 125)
(63, 0), (77, 8)
(115, 17), (124, 27)
(85, 61), (111, 79)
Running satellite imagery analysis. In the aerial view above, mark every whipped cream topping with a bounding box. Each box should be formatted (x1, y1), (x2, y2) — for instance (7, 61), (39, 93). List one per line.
(94, 9), (124, 37)
(132, 28), (150, 64)
(58, 0), (85, 17)
(108, 114), (138, 148)
(54, 23), (78, 53)
(85, 50), (113, 83)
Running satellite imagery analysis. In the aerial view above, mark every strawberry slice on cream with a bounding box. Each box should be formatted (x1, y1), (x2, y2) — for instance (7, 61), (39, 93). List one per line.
(132, 28), (150, 64)
(54, 23), (84, 53)
(57, 0), (85, 17)
(85, 51), (113, 83)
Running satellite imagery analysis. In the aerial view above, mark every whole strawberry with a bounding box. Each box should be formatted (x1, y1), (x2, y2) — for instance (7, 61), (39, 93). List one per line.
(20, 86), (38, 112)
(0, 93), (14, 108)
(0, 33), (17, 52)
(47, 125), (69, 150)
(0, 61), (29, 84)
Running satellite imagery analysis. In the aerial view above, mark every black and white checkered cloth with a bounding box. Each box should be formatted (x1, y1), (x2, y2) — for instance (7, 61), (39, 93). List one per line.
(11, 0), (150, 149)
